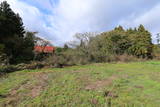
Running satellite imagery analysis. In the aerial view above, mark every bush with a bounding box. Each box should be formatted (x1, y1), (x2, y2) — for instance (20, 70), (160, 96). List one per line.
(0, 61), (46, 75)
(43, 48), (90, 68)
(26, 62), (45, 69)
(152, 45), (160, 60)
(0, 65), (19, 74)
(114, 54), (144, 62)
(0, 54), (9, 66)
(43, 49), (146, 68)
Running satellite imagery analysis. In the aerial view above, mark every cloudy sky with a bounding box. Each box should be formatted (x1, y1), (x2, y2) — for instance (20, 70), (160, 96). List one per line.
(1, 0), (160, 45)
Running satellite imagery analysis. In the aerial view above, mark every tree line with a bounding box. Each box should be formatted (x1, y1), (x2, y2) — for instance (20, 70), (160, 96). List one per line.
(0, 1), (159, 67)
(51, 25), (154, 66)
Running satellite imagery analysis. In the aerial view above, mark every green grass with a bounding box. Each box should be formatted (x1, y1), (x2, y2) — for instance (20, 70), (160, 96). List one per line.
(1, 61), (160, 107)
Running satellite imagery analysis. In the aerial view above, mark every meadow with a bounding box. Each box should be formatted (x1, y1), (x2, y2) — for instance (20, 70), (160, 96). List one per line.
(0, 61), (160, 107)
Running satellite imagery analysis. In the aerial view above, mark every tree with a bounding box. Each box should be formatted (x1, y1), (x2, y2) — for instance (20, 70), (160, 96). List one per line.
(0, 1), (35, 63)
(138, 24), (145, 32)
(34, 35), (52, 52)
(33, 35), (53, 61)
(87, 25), (153, 62)
(0, 44), (4, 54)
(0, 1), (25, 39)
(21, 32), (35, 62)
(127, 25), (153, 58)
(64, 44), (69, 50)
(114, 25), (124, 31)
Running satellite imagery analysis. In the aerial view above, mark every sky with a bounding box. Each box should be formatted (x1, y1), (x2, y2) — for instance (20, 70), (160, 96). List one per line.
(1, 0), (160, 46)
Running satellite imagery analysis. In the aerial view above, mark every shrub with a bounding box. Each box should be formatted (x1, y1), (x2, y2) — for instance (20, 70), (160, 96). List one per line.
(152, 45), (160, 60)
(0, 65), (19, 74)
(115, 54), (143, 62)
(0, 62), (46, 75)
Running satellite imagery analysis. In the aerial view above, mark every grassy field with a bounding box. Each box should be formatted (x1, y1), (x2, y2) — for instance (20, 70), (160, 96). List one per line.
(0, 61), (160, 107)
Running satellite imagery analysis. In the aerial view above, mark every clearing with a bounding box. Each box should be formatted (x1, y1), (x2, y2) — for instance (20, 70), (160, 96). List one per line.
(0, 61), (160, 107)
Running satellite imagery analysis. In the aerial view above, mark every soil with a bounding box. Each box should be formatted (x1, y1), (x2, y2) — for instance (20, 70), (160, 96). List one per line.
(85, 75), (118, 90)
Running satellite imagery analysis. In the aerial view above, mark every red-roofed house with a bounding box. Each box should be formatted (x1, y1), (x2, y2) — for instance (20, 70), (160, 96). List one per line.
(34, 46), (55, 53)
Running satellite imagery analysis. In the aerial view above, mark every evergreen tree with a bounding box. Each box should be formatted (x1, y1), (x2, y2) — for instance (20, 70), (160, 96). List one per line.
(21, 32), (35, 62)
(0, 1), (34, 63)
(114, 25), (124, 31)
(138, 24), (145, 32)
(0, 1), (24, 39)
(128, 25), (153, 58)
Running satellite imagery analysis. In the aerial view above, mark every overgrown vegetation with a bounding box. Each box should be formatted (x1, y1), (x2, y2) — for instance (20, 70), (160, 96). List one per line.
(48, 25), (154, 66)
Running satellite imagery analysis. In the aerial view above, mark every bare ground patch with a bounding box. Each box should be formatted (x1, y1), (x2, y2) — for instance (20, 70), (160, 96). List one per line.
(71, 69), (89, 73)
(29, 72), (48, 97)
(4, 72), (49, 106)
(134, 85), (144, 89)
(85, 75), (118, 90)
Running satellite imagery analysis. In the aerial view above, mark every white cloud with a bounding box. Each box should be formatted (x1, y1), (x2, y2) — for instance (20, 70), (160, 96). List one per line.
(1, 0), (160, 45)
(1, 0), (59, 44)
(51, 0), (160, 45)
(119, 3), (160, 42)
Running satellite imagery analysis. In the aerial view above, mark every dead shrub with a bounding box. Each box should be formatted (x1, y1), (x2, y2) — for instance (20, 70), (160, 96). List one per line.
(115, 54), (140, 62)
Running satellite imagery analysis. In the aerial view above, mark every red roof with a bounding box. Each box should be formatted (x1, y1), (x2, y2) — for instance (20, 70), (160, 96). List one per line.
(34, 46), (55, 53)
